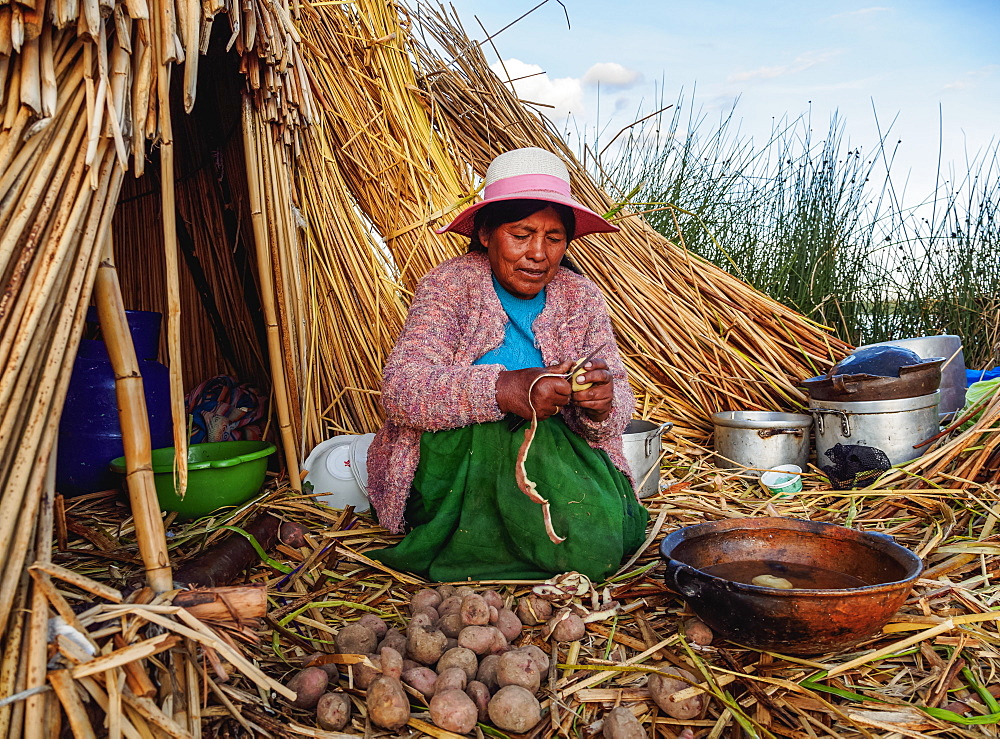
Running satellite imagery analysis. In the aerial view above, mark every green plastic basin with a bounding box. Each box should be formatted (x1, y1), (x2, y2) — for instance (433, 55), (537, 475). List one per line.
(110, 440), (276, 519)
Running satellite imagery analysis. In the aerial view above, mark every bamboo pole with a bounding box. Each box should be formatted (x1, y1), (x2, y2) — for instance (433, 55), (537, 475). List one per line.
(22, 451), (55, 739)
(155, 5), (188, 499)
(94, 233), (173, 592)
(242, 94), (300, 490)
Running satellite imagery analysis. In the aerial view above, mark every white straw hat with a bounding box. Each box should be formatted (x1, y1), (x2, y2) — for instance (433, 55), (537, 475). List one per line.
(437, 147), (619, 240)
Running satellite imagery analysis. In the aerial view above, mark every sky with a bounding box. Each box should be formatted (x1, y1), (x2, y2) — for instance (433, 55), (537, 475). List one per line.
(441, 0), (1000, 210)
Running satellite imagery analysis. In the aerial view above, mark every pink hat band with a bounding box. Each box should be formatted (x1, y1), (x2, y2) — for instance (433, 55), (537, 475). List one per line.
(484, 173), (569, 200)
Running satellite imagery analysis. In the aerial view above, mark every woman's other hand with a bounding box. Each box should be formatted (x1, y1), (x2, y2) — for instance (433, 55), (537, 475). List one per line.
(570, 359), (613, 422)
(496, 362), (574, 421)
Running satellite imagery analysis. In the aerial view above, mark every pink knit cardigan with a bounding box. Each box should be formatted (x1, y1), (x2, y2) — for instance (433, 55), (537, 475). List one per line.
(366, 252), (636, 533)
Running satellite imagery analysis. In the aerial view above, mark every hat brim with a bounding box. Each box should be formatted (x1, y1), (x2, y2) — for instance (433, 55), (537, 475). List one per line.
(436, 191), (620, 240)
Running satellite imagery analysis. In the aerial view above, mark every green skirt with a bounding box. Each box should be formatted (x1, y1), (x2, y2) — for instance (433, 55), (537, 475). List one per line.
(369, 416), (648, 582)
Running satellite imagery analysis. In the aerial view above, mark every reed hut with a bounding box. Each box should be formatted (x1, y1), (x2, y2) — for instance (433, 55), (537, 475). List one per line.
(2, 0), (999, 736)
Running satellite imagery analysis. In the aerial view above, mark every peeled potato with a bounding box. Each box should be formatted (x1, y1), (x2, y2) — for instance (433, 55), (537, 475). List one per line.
(751, 574), (794, 589)
(570, 359), (592, 392)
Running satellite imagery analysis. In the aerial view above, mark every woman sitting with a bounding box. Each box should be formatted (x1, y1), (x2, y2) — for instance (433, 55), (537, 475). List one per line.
(366, 147), (647, 582)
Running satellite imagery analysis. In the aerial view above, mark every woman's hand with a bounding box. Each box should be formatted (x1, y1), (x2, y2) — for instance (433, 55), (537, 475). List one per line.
(570, 359), (614, 422)
(496, 362), (574, 421)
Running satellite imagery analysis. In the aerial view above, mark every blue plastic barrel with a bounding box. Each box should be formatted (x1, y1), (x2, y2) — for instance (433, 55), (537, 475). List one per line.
(56, 309), (173, 497)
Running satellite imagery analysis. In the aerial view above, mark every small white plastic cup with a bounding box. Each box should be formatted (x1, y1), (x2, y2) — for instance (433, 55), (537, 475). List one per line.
(760, 464), (803, 496)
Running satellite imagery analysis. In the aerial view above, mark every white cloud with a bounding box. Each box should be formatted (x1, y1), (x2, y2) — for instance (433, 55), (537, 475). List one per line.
(942, 65), (999, 91)
(582, 62), (641, 90)
(727, 50), (841, 83)
(491, 58), (584, 119)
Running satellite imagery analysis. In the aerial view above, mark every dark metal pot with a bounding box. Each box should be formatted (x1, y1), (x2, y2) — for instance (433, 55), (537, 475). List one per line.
(802, 358), (944, 402)
(659, 517), (922, 654)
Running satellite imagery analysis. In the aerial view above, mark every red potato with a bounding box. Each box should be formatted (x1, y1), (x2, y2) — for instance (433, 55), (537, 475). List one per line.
(438, 596), (463, 618)
(366, 675), (410, 731)
(335, 624), (378, 655)
(602, 706), (647, 739)
(407, 612), (435, 634)
(380, 646), (403, 680)
(378, 628), (408, 660)
(544, 610), (586, 642)
(647, 664), (703, 720)
(434, 667), (467, 694)
(517, 645), (550, 675)
(488, 685), (541, 733)
(412, 605), (440, 623)
(683, 617), (713, 646)
(352, 654), (381, 690)
(286, 667), (328, 709)
(495, 609), (523, 642)
(438, 612), (464, 639)
(303, 653), (340, 681)
(437, 647), (478, 681)
(458, 625), (500, 655)
(411, 588), (443, 614)
(466, 680), (491, 723)
(429, 689), (478, 735)
(481, 589), (504, 611)
(476, 654), (500, 692)
(455, 586), (476, 599)
(357, 614), (388, 639)
(496, 650), (541, 693)
(436, 584), (457, 600)
(401, 666), (438, 698)
(316, 692), (352, 732)
(515, 594), (552, 626)
(488, 605), (500, 624)
(460, 594), (490, 626)
(408, 627), (448, 666)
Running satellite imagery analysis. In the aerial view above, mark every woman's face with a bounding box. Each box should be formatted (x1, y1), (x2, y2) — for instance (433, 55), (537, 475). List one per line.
(480, 206), (569, 299)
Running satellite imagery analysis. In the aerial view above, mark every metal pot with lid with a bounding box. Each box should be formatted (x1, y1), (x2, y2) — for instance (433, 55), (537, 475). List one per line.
(803, 345), (944, 402)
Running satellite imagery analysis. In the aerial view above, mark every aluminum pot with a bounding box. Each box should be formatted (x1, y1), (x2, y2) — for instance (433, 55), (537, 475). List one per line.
(712, 411), (811, 478)
(623, 420), (672, 498)
(659, 517), (922, 654)
(802, 358), (944, 402)
(861, 335), (966, 417)
(810, 391), (940, 468)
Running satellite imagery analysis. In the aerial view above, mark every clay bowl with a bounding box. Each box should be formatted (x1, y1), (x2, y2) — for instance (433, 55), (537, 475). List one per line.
(659, 517), (922, 654)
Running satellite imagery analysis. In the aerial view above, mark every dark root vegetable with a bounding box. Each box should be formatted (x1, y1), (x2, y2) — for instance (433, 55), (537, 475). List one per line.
(379, 646), (403, 680)
(488, 685), (541, 733)
(378, 628), (408, 660)
(335, 624), (378, 655)
(316, 692), (352, 731)
(286, 667), (328, 709)
(436, 584), (457, 600)
(437, 596), (463, 618)
(429, 689), (478, 735)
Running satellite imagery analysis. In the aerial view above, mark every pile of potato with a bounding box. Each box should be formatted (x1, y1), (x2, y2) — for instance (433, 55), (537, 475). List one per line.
(282, 583), (709, 736)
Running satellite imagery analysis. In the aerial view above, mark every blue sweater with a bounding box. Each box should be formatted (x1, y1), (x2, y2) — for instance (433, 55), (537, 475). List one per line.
(473, 275), (545, 370)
